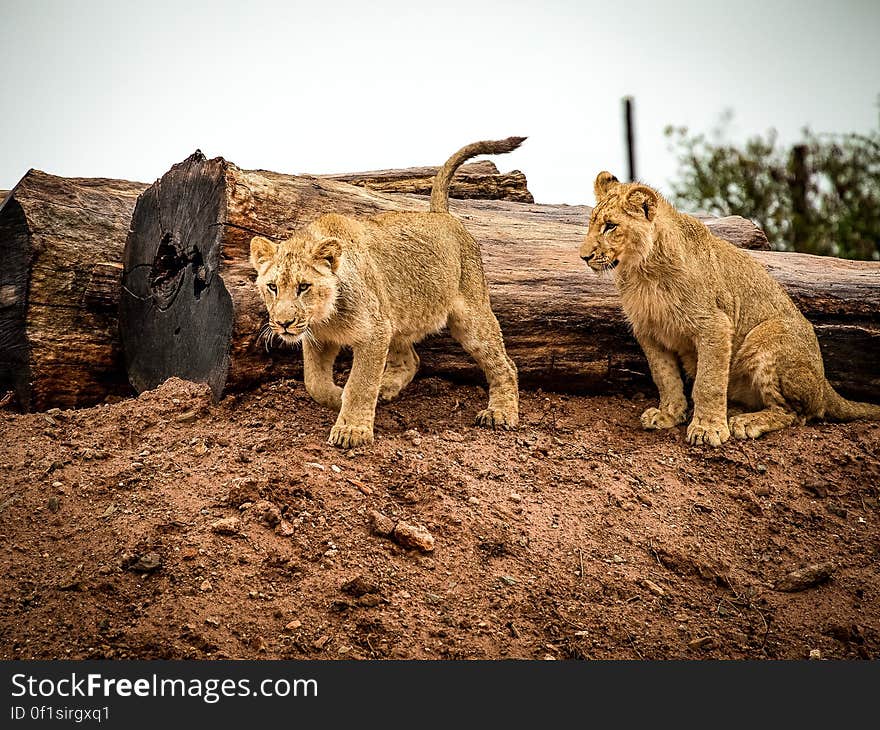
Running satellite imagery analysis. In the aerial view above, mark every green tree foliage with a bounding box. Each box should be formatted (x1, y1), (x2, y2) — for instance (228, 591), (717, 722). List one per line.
(664, 111), (880, 260)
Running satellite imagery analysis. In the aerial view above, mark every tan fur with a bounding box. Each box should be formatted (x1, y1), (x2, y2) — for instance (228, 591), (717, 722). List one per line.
(250, 139), (524, 448)
(580, 172), (880, 447)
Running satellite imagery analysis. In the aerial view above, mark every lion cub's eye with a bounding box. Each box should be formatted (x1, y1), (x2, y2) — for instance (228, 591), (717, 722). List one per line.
(266, 282), (278, 295)
(297, 282), (311, 296)
(603, 222), (618, 233)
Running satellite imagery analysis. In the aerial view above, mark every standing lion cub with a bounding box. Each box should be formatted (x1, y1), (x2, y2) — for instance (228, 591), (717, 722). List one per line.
(249, 138), (522, 448)
(580, 171), (880, 446)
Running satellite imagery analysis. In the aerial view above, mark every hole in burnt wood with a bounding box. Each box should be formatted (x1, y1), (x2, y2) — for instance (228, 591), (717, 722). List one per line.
(149, 232), (208, 310)
(149, 233), (186, 310)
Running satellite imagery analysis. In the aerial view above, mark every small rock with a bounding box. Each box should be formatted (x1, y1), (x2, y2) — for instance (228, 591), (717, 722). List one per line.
(313, 635), (330, 650)
(210, 516), (241, 535)
(509, 492), (522, 503)
(754, 484), (770, 497)
(51, 481), (63, 488)
(48, 497), (61, 513)
(57, 564), (85, 591)
(346, 478), (372, 495)
(285, 619), (302, 631)
(129, 552), (162, 573)
(275, 520), (295, 537)
(642, 579), (666, 597)
(330, 464), (342, 473)
(802, 480), (829, 499)
(392, 521), (435, 552)
(131, 462), (144, 471)
(341, 576), (380, 597)
(756, 463), (768, 474)
(175, 409), (199, 424)
(688, 636), (714, 650)
(773, 562), (835, 592)
(205, 617), (220, 627)
(227, 480), (261, 507)
(809, 648), (822, 660)
(499, 575), (518, 586)
(200, 580), (212, 592)
(467, 496), (480, 506)
(250, 499), (282, 528)
(403, 429), (421, 443)
(369, 510), (395, 537)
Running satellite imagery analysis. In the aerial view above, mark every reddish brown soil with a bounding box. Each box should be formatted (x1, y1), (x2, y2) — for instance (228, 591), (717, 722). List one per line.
(1, 376), (877, 660)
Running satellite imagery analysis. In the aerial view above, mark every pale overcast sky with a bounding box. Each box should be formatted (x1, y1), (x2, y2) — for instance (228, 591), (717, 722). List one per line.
(1, 0), (877, 204)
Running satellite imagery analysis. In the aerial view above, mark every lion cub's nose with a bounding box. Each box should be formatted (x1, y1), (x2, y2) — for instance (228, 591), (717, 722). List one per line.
(581, 253), (594, 262)
(279, 320), (296, 330)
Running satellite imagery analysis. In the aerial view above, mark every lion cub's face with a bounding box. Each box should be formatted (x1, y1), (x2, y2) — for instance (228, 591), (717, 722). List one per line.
(580, 171), (659, 273)
(249, 233), (342, 346)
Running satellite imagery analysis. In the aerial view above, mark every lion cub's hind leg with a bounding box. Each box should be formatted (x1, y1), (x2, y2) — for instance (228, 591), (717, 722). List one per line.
(728, 319), (821, 440)
(729, 407), (798, 440)
(448, 298), (519, 429)
(379, 339), (420, 402)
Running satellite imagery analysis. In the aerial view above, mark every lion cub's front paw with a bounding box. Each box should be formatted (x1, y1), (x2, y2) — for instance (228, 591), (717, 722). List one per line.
(686, 417), (730, 447)
(640, 407), (686, 430)
(475, 408), (518, 430)
(328, 424), (373, 449)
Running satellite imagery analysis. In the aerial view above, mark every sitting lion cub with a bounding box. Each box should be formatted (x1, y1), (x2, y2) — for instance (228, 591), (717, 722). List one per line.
(249, 139), (522, 448)
(580, 171), (880, 446)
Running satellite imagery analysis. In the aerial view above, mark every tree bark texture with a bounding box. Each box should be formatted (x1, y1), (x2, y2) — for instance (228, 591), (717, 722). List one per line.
(0, 170), (146, 410)
(320, 159), (534, 203)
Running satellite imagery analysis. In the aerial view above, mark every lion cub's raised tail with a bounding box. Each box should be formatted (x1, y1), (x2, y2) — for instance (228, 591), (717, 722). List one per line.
(823, 380), (880, 422)
(429, 136), (526, 213)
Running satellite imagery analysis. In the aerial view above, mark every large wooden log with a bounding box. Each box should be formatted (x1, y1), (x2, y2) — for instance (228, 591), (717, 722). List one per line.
(121, 151), (878, 404)
(0, 170), (146, 410)
(320, 160), (534, 203)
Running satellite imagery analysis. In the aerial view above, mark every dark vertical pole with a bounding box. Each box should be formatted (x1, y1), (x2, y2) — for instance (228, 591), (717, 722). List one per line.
(623, 96), (636, 182)
(790, 144), (809, 253)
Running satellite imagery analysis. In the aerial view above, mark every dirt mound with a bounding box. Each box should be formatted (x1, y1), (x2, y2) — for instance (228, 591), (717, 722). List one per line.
(0, 376), (877, 659)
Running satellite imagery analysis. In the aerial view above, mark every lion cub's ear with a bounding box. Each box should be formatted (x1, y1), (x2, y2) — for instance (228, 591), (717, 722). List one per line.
(312, 237), (342, 273)
(625, 186), (659, 222)
(250, 236), (278, 271)
(594, 171), (620, 199)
